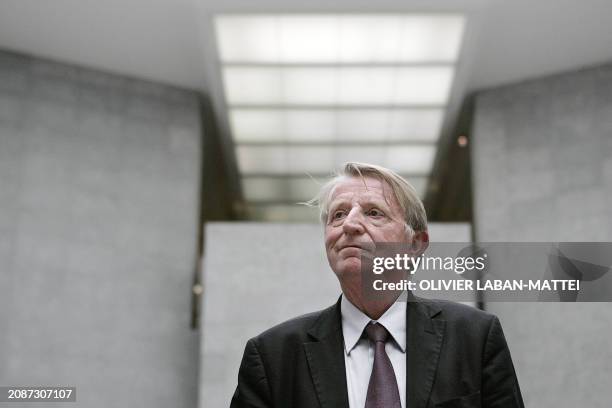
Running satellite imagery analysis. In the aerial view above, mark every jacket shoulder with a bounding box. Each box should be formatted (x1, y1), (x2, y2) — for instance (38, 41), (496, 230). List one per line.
(432, 299), (494, 320)
(417, 298), (503, 351)
(417, 298), (499, 334)
(253, 303), (335, 345)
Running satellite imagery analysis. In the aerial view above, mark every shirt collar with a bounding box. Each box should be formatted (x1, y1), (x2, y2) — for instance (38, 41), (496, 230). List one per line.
(340, 293), (407, 355)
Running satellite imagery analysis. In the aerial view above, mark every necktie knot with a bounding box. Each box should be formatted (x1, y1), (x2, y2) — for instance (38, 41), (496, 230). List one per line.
(365, 322), (390, 343)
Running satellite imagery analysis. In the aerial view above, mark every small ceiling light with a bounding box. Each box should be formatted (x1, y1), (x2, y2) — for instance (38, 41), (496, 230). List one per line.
(192, 284), (203, 295)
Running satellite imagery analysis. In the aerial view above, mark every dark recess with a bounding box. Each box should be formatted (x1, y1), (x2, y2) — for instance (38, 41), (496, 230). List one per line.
(191, 94), (242, 329)
(424, 95), (475, 224)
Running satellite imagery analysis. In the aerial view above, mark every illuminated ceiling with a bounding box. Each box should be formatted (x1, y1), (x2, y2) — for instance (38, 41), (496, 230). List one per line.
(214, 14), (465, 220)
(3, 1), (612, 221)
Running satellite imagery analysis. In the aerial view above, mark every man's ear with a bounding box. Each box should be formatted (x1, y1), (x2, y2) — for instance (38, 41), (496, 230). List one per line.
(410, 230), (429, 256)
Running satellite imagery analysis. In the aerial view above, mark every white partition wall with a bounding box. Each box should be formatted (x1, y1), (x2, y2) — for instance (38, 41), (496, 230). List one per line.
(0, 51), (201, 408)
(472, 64), (612, 408)
(199, 222), (471, 408)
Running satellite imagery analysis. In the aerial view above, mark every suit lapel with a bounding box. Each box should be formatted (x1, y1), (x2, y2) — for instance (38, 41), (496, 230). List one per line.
(304, 297), (349, 408)
(302, 296), (445, 408)
(406, 297), (446, 408)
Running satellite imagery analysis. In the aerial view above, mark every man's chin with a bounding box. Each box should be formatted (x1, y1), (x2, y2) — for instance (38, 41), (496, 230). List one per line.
(336, 258), (362, 277)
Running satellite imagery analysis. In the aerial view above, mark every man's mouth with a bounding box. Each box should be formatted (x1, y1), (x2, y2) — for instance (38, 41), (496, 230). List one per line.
(338, 243), (376, 259)
(340, 244), (375, 255)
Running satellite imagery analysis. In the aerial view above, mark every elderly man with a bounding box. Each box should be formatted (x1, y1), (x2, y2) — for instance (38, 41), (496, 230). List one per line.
(231, 162), (524, 408)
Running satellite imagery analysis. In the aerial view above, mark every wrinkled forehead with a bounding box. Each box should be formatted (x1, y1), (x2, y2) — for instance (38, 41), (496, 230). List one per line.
(329, 176), (399, 208)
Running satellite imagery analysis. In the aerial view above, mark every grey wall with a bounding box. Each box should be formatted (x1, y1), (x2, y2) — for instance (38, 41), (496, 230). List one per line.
(0, 51), (201, 407)
(472, 64), (612, 407)
(200, 222), (471, 408)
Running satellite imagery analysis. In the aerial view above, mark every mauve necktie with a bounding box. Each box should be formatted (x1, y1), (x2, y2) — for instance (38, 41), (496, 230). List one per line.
(364, 322), (402, 408)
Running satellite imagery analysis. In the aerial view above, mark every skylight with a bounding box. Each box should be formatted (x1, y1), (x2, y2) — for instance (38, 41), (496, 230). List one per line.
(214, 14), (465, 221)
(216, 15), (464, 63)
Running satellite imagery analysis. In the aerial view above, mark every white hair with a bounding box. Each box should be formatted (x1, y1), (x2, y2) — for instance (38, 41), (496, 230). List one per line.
(305, 162), (428, 232)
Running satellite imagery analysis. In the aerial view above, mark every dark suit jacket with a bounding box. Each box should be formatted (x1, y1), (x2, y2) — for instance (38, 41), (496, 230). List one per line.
(230, 295), (524, 408)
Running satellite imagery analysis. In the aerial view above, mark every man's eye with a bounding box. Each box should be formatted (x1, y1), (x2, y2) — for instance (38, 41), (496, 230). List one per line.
(367, 209), (384, 217)
(332, 211), (346, 220)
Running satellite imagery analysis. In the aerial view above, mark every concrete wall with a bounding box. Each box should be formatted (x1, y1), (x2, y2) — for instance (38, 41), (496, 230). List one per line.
(0, 51), (201, 407)
(472, 64), (612, 407)
(200, 222), (471, 408)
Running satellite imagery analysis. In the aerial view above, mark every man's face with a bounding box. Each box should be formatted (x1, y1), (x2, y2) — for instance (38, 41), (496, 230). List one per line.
(324, 176), (410, 281)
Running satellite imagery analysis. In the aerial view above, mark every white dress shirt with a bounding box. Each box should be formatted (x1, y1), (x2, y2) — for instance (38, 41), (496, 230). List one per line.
(341, 294), (407, 408)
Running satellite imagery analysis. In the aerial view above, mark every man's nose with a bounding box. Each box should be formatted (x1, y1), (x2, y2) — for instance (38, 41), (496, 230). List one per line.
(342, 208), (365, 235)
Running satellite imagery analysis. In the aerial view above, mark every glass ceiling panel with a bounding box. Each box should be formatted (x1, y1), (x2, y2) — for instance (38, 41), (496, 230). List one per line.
(230, 109), (335, 142)
(231, 108), (444, 143)
(223, 66), (453, 106)
(236, 145), (435, 175)
(243, 175), (429, 203)
(385, 145), (436, 173)
(236, 145), (334, 174)
(246, 203), (320, 222)
(215, 15), (465, 63)
(386, 109), (443, 141)
(242, 176), (323, 202)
